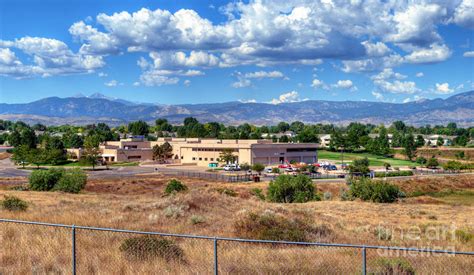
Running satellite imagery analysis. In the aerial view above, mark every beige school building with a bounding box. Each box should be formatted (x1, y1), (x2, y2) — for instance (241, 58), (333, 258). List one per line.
(69, 137), (318, 167)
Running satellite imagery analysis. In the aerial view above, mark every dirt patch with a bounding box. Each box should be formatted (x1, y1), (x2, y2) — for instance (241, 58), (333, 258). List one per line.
(85, 174), (216, 196)
(391, 175), (474, 195)
(0, 152), (11, 160)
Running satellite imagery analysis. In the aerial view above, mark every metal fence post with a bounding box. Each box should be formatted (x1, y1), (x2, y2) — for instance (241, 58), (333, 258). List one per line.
(72, 224), (76, 275)
(214, 238), (218, 275)
(362, 246), (366, 275)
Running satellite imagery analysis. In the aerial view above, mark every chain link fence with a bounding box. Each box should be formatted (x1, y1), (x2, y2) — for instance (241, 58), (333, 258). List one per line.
(1, 219), (473, 274)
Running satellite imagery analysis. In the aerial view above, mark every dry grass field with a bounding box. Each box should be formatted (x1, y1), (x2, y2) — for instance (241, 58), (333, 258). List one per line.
(1, 174), (473, 274)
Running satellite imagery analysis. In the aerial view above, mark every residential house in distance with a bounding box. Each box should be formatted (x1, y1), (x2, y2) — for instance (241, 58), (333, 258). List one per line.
(68, 137), (318, 167)
(261, 131), (296, 140)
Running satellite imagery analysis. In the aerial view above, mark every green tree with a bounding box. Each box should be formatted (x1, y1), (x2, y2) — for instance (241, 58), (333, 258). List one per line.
(267, 174), (318, 203)
(219, 148), (236, 164)
(152, 142), (173, 162)
(296, 126), (320, 143)
(402, 134), (417, 161)
(11, 145), (31, 168)
(128, 120), (150, 136)
(426, 157), (439, 169)
(436, 136), (444, 146)
(414, 135), (424, 147)
(277, 122), (290, 133)
(20, 128), (37, 149)
(155, 119), (173, 132)
(348, 157), (370, 175)
(442, 161), (462, 172)
(7, 130), (22, 147)
(82, 136), (101, 170)
(252, 163), (265, 174)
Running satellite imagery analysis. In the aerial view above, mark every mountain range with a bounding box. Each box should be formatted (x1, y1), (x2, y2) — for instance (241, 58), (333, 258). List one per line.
(1, 91), (473, 126)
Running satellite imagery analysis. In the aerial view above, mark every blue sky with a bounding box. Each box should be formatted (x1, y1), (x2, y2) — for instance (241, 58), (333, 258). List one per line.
(0, 0), (473, 105)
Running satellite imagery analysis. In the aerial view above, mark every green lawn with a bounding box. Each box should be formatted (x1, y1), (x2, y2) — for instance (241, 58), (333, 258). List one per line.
(317, 150), (417, 167)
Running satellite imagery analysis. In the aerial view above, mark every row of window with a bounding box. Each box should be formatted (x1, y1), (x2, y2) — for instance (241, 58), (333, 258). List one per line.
(192, 157), (220, 162)
(191, 148), (238, 152)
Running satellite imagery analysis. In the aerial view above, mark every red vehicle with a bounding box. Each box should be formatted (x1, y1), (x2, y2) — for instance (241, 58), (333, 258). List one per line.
(278, 164), (290, 169)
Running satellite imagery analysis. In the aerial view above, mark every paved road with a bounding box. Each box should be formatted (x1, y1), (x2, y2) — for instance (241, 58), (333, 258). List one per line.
(0, 158), (31, 178)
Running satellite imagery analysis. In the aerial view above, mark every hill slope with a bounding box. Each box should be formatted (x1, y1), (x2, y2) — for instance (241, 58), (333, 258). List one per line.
(1, 91), (473, 126)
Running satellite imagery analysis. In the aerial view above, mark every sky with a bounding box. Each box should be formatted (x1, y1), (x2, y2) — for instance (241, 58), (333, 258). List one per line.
(0, 0), (473, 105)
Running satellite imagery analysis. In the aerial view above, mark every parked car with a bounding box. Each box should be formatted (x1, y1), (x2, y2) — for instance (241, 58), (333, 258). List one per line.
(278, 164), (290, 169)
(224, 164), (241, 171)
(265, 167), (273, 173)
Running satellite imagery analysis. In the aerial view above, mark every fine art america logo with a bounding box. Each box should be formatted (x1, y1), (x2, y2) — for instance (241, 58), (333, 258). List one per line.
(370, 223), (461, 256)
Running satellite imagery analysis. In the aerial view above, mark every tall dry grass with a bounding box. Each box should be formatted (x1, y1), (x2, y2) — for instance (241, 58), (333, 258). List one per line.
(0, 174), (473, 273)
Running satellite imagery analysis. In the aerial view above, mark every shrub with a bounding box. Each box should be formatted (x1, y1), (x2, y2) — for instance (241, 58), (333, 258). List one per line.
(1, 196), (28, 211)
(120, 236), (184, 261)
(53, 168), (87, 193)
(443, 161), (463, 172)
(348, 157), (370, 175)
(250, 188), (265, 201)
(239, 162), (251, 171)
(374, 225), (392, 241)
(164, 179), (188, 195)
(190, 215), (205, 225)
(349, 178), (400, 203)
(340, 188), (351, 201)
(29, 168), (65, 191)
(455, 229), (473, 243)
(267, 174), (318, 203)
(234, 211), (332, 242)
(426, 157), (439, 169)
(216, 188), (237, 197)
(375, 258), (415, 275)
(374, 171), (413, 177)
(271, 167), (280, 174)
(323, 191), (332, 200)
(415, 156), (427, 165)
(164, 204), (188, 218)
(252, 163), (265, 174)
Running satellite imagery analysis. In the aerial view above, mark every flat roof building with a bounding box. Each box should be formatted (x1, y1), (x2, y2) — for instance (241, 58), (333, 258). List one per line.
(69, 137), (318, 167)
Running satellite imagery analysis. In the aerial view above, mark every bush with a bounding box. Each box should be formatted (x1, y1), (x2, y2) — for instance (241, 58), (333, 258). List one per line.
(164, 179), (188, 195)
(234, 211), (332, 242)
(268, 175), (318, 203)
(375, 258), (415, 275)
(455, 229), (473, 243)
(416, 156), (427, 165)
(53, 168), (87, 193)
(29, 168), (65, 191)
(190, 215), (205, 225)
(120, 236), (184, 261)
(323, 191), (332, 200)
(349, 178), (400, 203)
(250, 188), (265, 200)
(216, 188), (237, 197)
(426, 157), (439, 169)
(443, 161), (463, 172)
(374, 170), (413, 177)
(239, 162), (251, 171)
(271, 167), (280, 174)
(1, 196), (28, 211)
(252, 163), (265, 174)
(348, 157), (370, 175)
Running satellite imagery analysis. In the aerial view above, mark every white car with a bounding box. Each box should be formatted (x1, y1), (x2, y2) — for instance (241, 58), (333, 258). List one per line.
(224, 164), (240, 171)
(265, 167), (273, 173)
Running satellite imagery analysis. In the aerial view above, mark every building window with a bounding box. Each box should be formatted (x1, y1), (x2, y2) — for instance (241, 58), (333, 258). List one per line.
(181, 156), (184, 159)
(199, 157), (202, 161)
(210, 158), (214, 161)
(216, 158), (220, 162)
(204, 158), (208, 161)
(192, 157), (196, 160)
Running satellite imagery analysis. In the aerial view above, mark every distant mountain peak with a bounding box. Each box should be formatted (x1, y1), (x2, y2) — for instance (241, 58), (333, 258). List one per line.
(0, 90), (472, 126)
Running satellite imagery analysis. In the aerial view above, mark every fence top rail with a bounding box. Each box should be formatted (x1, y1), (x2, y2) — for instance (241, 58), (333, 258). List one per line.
(1, 218), (473, 256)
